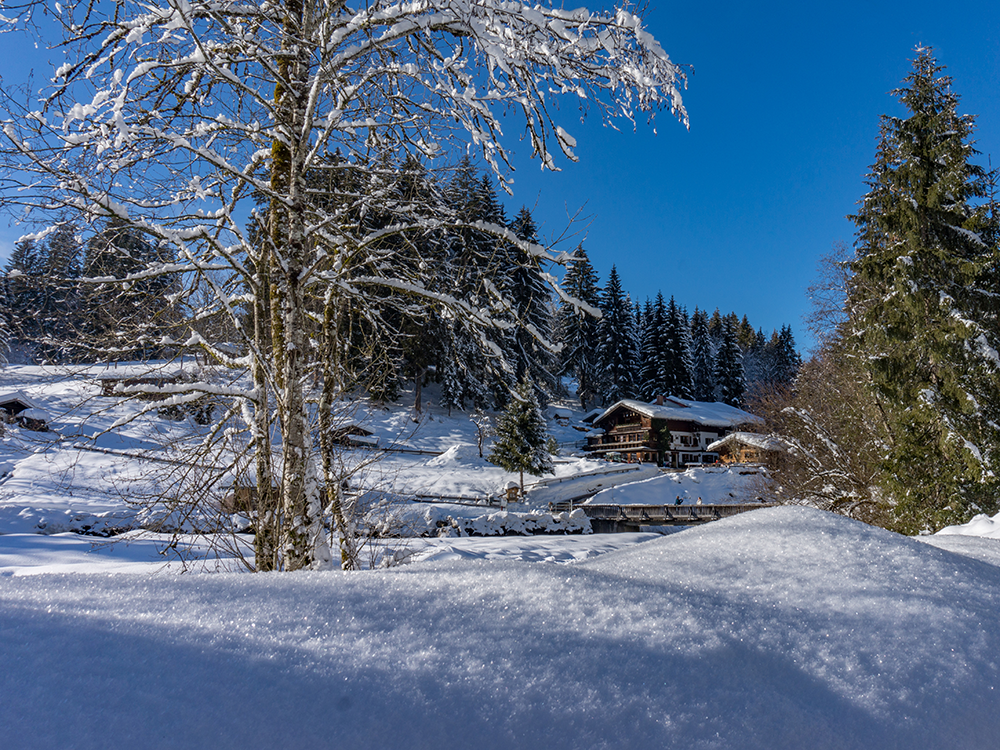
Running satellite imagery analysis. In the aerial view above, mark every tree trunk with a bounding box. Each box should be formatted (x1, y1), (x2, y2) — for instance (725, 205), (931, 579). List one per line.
(268, 0), (331, 571)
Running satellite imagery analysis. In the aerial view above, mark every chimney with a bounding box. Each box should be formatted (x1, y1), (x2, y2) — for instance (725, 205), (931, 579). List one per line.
(656, 394), (664, 406)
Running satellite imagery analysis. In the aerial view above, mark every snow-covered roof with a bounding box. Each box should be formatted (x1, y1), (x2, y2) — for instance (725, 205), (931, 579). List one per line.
(706, 431), (788, 453)
(0, 391), (40, 413)
(581, 408), (605, 423)
(595, 397), (763, 430)
(17, 408), (49, 422)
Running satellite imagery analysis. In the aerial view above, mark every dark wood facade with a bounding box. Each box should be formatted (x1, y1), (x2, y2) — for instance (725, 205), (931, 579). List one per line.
(585, 399), (759, 468)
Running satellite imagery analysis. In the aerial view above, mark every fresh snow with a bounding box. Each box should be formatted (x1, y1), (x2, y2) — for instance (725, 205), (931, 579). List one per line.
(585, 464), (770, 505)
(3, 507), (1000, 748)
(4, 365), (1000, 747)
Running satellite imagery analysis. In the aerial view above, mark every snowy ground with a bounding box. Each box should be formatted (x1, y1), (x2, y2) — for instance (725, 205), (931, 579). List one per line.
(585, 463), (770, 505)
(3, 507), (1000, 749)
(5, 365), (1000, 747)
(0, 363), (765, 543)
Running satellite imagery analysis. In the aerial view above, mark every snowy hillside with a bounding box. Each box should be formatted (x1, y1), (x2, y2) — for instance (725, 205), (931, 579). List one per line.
(0, 363), (762, 546)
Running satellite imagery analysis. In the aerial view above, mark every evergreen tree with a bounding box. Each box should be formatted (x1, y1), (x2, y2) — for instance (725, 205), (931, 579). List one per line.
(714, 316), (745, 406)
(557, 244), (602, 409)
(444, 159), (499, 409)
(639, 293), (667, 399)
(690, 307), (716, 401)
(735, 313), (757, 352)
(474, 174), (515, 407)
(741, 327), (768, 397)
(507, 206), (555, 403)
(82, 218), (180, 360)
(661, 296), (694, 399)
(847, 47), (1000, 533)
(772, 325), (802, 386)
(5, 224), (83, 362)
(3, 239), (43, 356)
(598, 266), (635, 403)
(707, 308), (724, 344)
(488, 377), (553, 492)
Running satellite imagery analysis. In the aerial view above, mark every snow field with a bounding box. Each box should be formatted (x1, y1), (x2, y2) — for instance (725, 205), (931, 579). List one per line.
(2, 507), (1000, 749)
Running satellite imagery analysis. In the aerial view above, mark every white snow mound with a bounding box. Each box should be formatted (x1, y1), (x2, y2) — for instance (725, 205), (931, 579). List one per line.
(2, 507), (1000, 749)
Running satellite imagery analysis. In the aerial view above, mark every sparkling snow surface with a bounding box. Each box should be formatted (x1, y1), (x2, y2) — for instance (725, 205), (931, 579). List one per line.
(5, 365), (1000, 747)
(3, 507), (1000, 749)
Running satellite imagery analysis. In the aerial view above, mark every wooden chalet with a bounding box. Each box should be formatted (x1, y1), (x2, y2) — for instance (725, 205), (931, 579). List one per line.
(585, 396), (763, 468)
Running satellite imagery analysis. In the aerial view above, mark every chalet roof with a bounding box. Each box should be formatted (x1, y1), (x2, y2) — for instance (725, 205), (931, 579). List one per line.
(581, 408), (605, 424)
(594, 397), (763, 430)
(706, 431), (789, 453)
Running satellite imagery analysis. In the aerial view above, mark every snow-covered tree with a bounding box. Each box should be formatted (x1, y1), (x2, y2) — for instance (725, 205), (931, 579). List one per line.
(598, 266), (635, 403)
(714, 317), (745, 406)
(488, 377), (553, 492)
(80, 218), (180, 361)
(0, 0), (688, 570)
(557, 245), (602, 409)
(661, 296), (694, 399)
(690, 307), (715, 401)
(847, 47), (1000, 533)
(3, 226), (83, 362)
(639, 293), (667, 400)
(507, 206), (556, 403)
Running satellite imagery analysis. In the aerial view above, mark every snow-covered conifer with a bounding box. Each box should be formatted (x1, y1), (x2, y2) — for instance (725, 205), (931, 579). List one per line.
(507, 206), (556, 404)
(639, 293), (667, 400)
(598, 266), (635, 403)
(661, 296), (694, 399)
(690, 307), (716, 401)
(488, 377), (553, 492)
(847, 47), (1000, 532)
(557, 245), (602, 409)
(714, 317), (745, 406)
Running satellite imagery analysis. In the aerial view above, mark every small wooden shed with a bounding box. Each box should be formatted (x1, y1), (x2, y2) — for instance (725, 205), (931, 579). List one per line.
(0, 391), (49, 431)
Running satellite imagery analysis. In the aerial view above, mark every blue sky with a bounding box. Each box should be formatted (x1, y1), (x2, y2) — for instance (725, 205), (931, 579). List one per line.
(501, 0), (1000, 352)
(2, 0), (999, 354)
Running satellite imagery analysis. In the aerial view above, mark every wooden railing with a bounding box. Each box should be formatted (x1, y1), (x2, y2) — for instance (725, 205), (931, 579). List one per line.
(579, 502), (775, 529)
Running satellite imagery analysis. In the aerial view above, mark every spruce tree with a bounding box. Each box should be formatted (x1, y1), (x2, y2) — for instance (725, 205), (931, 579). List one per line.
(773, 325), (802, 386)
(488, 377), (553, 492)
(4, 239), (43, 357)
(557, 245), (602, 409)
(630, 299), (643, 395)
(690, 307), (716, 401)
(639, 293), (667, 400)
(507, 206), (555, 403)
(714, 316), (745, 406)
(661, 296), (694, 399)
(82, 218), (180, 361)
(598, 266), (635, 403)
(847, 47), (1000, 533)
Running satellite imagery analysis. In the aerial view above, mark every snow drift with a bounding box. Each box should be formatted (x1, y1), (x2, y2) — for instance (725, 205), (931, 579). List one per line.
(2, 506), (999, 749)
